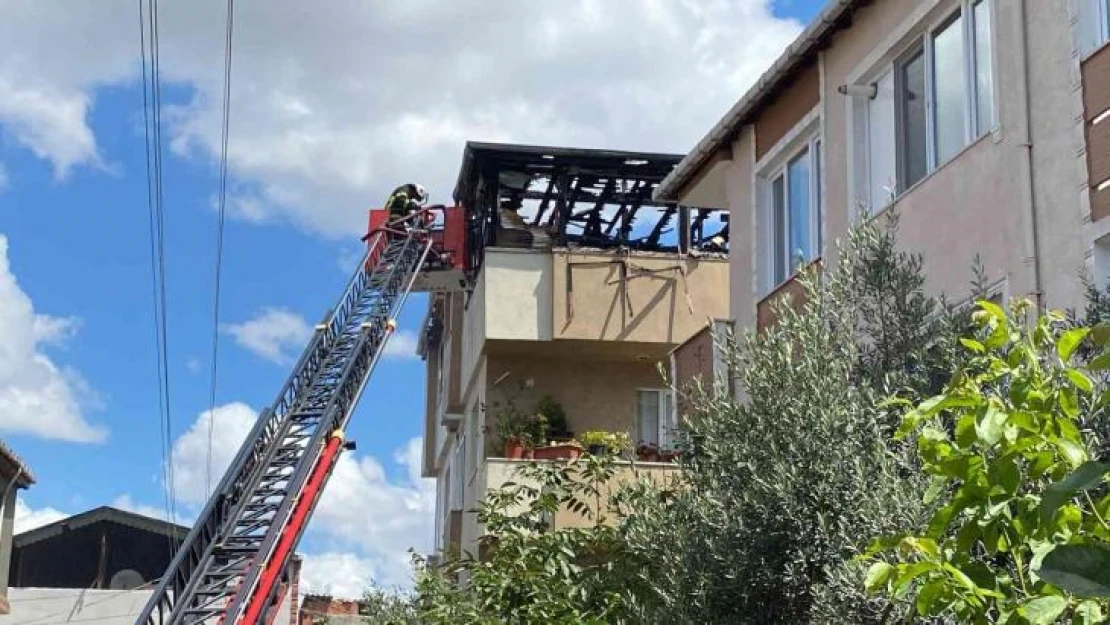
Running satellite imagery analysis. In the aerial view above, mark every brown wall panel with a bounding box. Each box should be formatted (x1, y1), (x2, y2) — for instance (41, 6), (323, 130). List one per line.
(1082, 44), (1110, 221)
(754, 60), (820, 160)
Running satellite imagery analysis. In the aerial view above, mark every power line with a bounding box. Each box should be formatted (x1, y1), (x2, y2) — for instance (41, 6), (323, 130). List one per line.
(138, 0), (177, 535)
(206, 0), (236, 499)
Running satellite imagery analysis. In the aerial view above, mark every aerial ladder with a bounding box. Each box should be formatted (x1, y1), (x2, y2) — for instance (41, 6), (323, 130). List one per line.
(137, 203), (467, 625)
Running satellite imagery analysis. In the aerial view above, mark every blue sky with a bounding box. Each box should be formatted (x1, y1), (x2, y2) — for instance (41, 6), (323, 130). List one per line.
(1, 0), (824, 596)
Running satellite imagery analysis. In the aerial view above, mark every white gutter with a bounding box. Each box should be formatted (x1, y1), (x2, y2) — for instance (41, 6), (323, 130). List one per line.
(654, 0), (859, 203)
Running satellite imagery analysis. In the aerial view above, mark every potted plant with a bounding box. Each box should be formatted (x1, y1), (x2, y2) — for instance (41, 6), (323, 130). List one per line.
(537, 394), (570, 441)
(493, 402), (530, 460)
(532, 439), (582, 461)
(635, 441), (660, 462)
(579, 430), (632, 456)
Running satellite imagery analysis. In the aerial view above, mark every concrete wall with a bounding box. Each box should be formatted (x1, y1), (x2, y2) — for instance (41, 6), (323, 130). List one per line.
(484, 249), (553, 342)
(465, 459), (682, 558)
(551, 250), (728, 344)
(0, 587), (294, 625)
(709, 0), (1090, 330)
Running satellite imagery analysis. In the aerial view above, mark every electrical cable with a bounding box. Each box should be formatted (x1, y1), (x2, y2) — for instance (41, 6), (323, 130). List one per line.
(206, 0), (236, 500)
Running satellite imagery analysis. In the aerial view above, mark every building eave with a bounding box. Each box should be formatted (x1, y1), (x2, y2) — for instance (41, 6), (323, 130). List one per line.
(654, 0), (863, 203)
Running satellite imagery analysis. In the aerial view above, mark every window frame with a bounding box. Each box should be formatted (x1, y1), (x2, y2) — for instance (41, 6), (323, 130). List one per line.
(636, 388), (677, 449)
(760, 135), (823, 295)
(861, 0), (996, 200)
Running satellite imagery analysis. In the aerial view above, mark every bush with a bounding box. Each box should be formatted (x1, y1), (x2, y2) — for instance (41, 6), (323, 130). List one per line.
(622, 214), (970, 624)
(865, 301), (1110, 623)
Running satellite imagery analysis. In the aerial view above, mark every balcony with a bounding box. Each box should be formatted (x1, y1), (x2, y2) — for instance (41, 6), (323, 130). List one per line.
(482, 458), (682, 529)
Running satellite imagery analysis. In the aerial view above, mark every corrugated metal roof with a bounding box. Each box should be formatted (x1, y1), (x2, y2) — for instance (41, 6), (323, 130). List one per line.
(13, 506), (189, 548)
(654, 0), (864, 202)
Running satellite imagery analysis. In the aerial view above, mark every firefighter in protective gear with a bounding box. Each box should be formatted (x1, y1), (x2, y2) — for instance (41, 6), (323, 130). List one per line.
(385, 183), (428, 221)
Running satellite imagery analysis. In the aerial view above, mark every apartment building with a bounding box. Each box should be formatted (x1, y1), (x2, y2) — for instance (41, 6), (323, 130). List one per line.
(418, 142), (729, 560)
(656, 0), (1110, 330)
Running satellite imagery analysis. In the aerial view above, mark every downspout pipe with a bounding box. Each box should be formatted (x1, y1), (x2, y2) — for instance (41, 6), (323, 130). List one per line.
(1016, 0), (1045, 311)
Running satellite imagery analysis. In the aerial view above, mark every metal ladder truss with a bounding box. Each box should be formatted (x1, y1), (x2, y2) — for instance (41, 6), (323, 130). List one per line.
(137, 221), (434, 625)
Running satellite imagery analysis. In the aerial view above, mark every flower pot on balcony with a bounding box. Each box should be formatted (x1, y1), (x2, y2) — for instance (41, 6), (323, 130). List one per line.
(533, 443), (582, 461)
(587, 444), (608, 456)
(659, 450), (680, 463)
(503, 438), (527, 460)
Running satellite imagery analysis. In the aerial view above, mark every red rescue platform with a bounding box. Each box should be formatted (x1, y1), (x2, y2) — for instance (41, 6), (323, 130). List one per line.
(364, 204), (468, 293)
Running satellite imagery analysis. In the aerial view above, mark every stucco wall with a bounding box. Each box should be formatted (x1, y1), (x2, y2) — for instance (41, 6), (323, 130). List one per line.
(551, 250), (728, 345)
(715, 0), (1090, 330)
(484, 249), (553, 341)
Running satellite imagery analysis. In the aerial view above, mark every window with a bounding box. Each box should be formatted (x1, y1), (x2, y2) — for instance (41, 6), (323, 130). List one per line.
(1078, 0), (1110, 55)
(637, 389), (676, 449)
(763, 138), (823, 291)
(466, 405), (480, 479)
(861, 0), (994, 208)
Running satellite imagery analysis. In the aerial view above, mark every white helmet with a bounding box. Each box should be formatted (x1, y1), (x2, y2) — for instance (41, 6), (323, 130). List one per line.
(413, 183), (428, 204)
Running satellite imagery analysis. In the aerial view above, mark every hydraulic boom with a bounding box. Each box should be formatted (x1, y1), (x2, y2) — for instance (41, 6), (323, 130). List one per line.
(138, 214), (436, 625)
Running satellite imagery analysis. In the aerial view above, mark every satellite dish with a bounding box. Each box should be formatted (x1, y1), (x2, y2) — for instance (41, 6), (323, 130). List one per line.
(109, 569), (145, 590)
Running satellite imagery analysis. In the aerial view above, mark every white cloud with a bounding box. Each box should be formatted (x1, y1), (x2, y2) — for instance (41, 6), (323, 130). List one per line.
(14, 497), (67, 533)
(222, 308), (311, 365)
(167, 401), (433, 592)
(0, 233), (105, 442)
(111, 494), (173, 522)
(170, 401), (257, 506)
(383, 330), (419, 361)
(308, 437), (435, 590)
(0, 1), (801, 236)
(299, 552), (393, 600)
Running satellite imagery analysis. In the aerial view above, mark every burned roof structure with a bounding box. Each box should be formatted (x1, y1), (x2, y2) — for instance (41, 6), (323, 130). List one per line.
(453, 142), (729, 277)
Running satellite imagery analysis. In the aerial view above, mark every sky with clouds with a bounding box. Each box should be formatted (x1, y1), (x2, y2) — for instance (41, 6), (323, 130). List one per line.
(1, 0), (823, 598)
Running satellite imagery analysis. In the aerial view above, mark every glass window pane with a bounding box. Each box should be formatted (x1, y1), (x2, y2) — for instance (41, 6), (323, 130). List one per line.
(637, 391), (660, 445)
(772, 176), (786, 285)
(973, 1), (994, 133)
(869, 70), (897, 210)
(787, 149), (811, 269)
(899, 47), (928, 190)
(815, 140), (823, 255)
(933, 13), (967, 163)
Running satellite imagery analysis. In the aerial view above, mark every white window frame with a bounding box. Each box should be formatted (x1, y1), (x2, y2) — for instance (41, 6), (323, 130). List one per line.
(1095, 0), (1110, 49)
(849, 0), (996, 211)
(759, 135), (823, 295)
(636, 388), (676, 450)
(895, 0), (995, 191)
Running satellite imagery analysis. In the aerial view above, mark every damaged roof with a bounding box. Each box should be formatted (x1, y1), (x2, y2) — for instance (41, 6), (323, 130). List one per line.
(0, 439), (34, 488)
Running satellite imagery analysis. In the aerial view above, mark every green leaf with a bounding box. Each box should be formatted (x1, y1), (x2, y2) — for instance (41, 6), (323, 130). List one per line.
(1019, 596), (1067, 625)
(864, 561), (894, 594)
(1067, 368), (1095, 393)
(960, 337), (985, 353)
(976, 405), (1007, 446)
(1054, 439), (1088, 468)
(1092, 322), (1110, 346)
(1036, 544), (1110, 597)
(979, 299), (1006, 321)
(915, 578), (947, 616)
(1061, 387), (1080, 418)
(1041, 461), (1110, 524)
(1076, 600), (1105, 624)
(924, 476), (948, 504)
(1058, 327), (1090, 362)
(1088, 349), (1110, 371)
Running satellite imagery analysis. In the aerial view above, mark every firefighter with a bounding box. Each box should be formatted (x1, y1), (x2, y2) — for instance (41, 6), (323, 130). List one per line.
(385, 183), (428, 223)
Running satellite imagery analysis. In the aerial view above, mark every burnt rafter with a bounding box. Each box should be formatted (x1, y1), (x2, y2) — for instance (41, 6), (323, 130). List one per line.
(453, 142), (730, 275)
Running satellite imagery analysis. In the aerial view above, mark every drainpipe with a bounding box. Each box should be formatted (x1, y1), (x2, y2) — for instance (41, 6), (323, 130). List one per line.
(1016, 0), (1045, 311)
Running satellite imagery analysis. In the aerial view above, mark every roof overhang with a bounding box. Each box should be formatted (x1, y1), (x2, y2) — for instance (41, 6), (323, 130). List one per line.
(0, 440), (34, 488)
(654, 0), (862, 203)
(14, 506), (189, 548)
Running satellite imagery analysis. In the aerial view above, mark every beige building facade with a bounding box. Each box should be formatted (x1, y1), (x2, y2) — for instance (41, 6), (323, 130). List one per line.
(657, 0), (1110, 330)
(418, 143), (729, 561)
